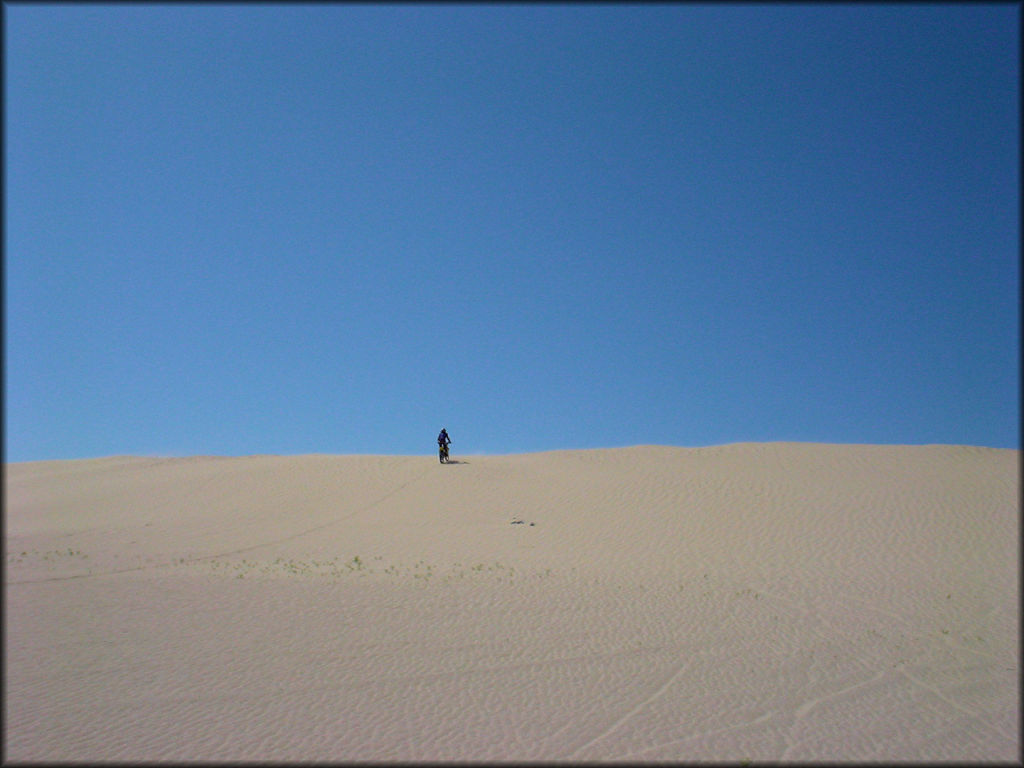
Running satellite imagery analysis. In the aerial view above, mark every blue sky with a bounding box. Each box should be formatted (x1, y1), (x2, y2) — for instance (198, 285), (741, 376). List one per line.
(5, 4), (1019, 461)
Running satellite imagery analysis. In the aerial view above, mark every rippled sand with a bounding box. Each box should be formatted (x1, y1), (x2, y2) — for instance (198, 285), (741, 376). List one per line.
(5, 444), (1018, 760)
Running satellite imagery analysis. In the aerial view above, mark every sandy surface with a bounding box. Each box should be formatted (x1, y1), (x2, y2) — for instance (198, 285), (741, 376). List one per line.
(4, 443), (1018, 761)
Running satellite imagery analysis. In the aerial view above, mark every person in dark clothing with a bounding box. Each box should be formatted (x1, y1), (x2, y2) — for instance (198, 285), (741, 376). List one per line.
(437, 428), (451, 463)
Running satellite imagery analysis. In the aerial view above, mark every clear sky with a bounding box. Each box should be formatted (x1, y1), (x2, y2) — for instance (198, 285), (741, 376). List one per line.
(5, 3), (1019, 461)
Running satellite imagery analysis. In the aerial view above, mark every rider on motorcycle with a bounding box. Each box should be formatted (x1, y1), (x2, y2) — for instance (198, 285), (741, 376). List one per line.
(438, 428), (451, 463)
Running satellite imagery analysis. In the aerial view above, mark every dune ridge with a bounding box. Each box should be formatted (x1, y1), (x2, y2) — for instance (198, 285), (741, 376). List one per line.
(5, 443), (1018, 761)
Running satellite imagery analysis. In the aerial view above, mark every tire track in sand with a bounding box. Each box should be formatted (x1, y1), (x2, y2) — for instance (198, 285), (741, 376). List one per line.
(566, 657), (692, 759)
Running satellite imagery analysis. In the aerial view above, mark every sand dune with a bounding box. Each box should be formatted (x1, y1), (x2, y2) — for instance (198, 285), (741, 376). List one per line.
(5, 443), (1018, 761)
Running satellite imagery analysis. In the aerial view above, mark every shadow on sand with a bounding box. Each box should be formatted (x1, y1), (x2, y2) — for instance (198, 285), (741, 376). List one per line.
(443, 459), (469, 465)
